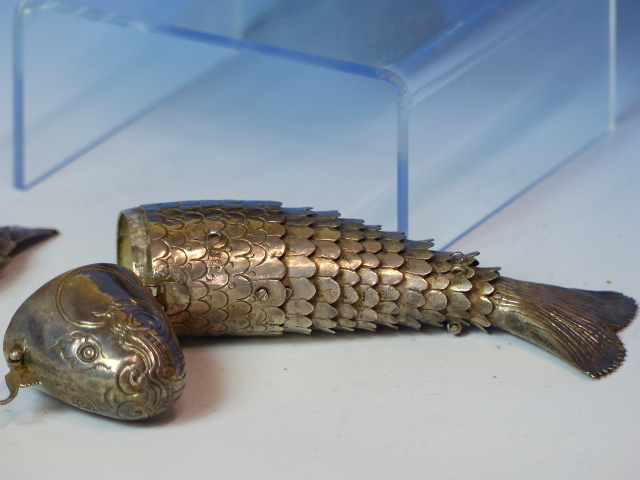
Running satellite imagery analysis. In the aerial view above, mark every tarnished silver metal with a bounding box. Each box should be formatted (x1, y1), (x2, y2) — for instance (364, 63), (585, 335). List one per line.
(0, 226), (58, 273)
(1, 200), (637, 421)
(118, 200), (636, 378)
(1, 263), (185, 420)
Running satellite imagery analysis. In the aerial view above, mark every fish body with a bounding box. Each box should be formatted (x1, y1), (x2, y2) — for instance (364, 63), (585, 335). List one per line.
(118, 200), (637, 378)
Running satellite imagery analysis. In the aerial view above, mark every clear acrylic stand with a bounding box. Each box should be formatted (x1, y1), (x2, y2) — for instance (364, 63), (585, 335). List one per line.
(13, 0), (614, 245)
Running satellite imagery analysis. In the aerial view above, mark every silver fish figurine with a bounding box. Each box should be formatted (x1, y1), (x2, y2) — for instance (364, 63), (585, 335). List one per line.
(1, 201), (636, 420)
(0, 226), (58, 273)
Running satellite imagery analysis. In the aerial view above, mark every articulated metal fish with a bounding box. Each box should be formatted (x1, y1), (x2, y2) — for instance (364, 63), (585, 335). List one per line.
(1, 201), (636, 420)
(0, 226), (58, 273)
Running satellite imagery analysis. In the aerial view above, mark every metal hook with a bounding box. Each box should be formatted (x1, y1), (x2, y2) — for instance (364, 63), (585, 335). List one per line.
(0, 371), (21, 405)
(0, 349), (41, 405)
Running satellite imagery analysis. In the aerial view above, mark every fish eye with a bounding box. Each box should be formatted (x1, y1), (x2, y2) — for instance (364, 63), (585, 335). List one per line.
(78, 344), (99, 362)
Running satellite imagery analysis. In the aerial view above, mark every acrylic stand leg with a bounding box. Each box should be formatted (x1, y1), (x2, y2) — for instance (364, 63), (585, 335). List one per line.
(396, 101), (409, 236)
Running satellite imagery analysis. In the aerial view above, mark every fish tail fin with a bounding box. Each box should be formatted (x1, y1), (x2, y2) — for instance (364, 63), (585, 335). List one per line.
(488, 277), (637, 377)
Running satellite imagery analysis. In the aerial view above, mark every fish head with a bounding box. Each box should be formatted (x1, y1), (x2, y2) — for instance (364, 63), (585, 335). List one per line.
(2, 263), (185, 420)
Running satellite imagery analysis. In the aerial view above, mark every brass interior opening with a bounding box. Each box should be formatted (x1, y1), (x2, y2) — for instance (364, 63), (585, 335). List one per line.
(117, 212), (134, 272)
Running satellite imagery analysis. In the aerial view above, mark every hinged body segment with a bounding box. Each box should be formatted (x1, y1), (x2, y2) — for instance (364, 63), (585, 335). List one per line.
(119, 201), (499, 337)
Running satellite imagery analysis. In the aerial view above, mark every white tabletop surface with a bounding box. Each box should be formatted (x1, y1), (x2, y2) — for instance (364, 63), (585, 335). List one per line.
(1, 11), (640, 480)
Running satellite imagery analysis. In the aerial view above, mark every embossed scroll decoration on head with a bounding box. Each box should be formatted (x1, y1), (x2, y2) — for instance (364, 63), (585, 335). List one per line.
(2, 264), (185, 420)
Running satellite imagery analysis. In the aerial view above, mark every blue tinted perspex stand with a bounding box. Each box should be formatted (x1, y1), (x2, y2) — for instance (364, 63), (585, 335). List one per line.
(14, 0), (615, 245)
